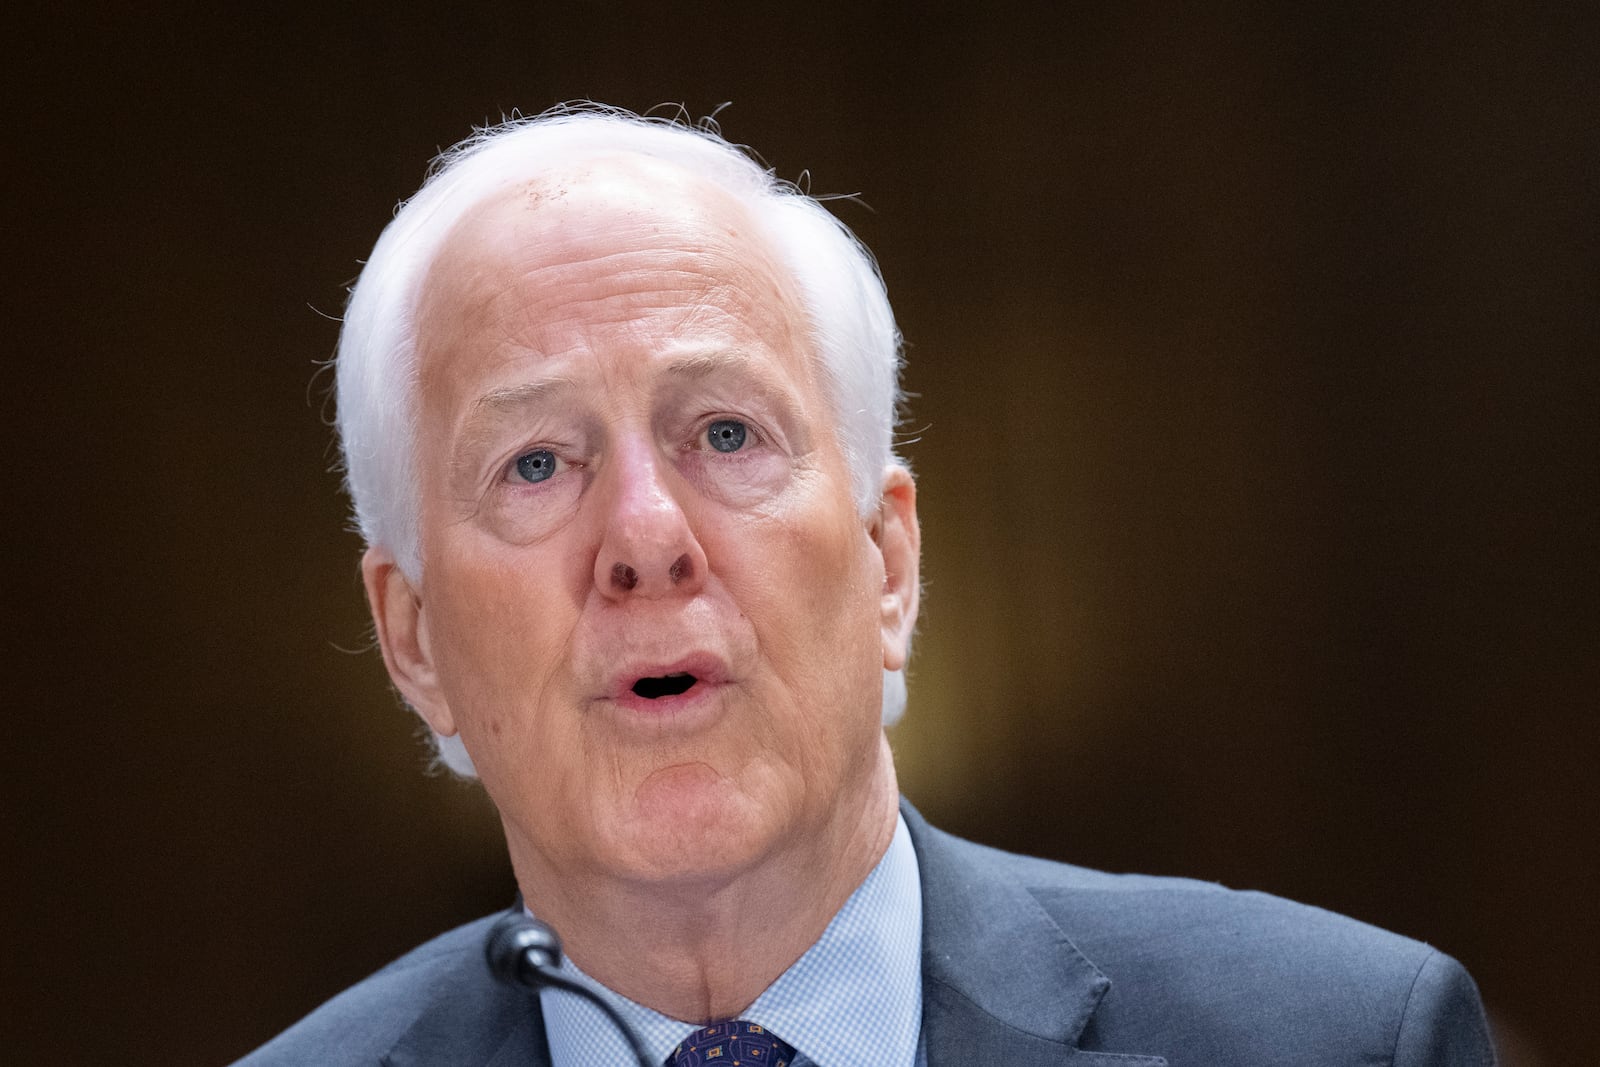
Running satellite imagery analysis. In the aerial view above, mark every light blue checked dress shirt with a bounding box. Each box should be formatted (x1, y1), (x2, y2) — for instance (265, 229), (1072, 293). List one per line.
(537, 813), (924, 1066)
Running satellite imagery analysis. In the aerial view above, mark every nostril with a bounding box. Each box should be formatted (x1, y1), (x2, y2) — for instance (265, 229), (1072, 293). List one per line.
(611, 563), (638, 591)
(668, 553), (692, 584)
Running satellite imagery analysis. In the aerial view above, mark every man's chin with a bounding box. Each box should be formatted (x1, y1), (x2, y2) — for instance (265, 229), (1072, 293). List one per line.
(605, 767), (789, 882)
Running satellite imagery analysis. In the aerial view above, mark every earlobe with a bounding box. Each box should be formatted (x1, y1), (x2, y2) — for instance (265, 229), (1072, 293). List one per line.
(361, 546), (457, 737)
(873, 465), (921, 672)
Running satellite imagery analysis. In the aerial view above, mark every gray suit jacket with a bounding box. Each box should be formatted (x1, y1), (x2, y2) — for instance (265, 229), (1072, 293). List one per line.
(235, 802), (1495, 1065)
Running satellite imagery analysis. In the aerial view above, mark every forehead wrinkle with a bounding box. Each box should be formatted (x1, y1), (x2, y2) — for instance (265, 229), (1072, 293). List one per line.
(461, 258), (751, 361)
(495, 251), (766, 318)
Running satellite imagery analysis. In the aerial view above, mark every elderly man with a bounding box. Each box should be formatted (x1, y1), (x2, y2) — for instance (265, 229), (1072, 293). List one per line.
(238, 107), (1495, 1066)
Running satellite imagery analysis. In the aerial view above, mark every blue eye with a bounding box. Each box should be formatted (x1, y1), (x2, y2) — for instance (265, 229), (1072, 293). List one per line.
(706, 419), (748, 453)
(514, 449), (557, 484)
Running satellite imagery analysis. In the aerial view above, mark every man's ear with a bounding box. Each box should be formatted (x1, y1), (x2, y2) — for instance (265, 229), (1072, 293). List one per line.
(872, 464), (921, 672)
(361, 546), (456, 737)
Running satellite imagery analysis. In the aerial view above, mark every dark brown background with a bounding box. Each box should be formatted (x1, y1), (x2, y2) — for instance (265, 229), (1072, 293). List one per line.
(7, 4), (1594, 1063)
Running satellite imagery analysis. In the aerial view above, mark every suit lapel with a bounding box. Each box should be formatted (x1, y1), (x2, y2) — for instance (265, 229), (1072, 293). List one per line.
(382, 989), (550, 1067)
(380, 915), (553, 1067)
(479, 1008), (551, 1067)
(903, 802), (1166, 1066)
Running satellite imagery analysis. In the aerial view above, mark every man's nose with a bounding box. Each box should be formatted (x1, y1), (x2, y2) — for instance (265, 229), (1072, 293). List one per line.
(593, 439), (707, 600)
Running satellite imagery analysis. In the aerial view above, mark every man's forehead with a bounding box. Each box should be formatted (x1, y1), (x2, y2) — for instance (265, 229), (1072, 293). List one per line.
(413, 153), (820, 401)
(440, 154), (759, 268)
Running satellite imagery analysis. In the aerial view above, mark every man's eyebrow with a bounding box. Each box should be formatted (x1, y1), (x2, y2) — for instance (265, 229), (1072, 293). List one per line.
(660, 351), (807, 406)
(662, 350), (780, 381)
(466, 377), (579, 418)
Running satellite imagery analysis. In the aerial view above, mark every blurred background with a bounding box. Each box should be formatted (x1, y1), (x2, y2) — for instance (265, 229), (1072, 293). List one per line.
(7, 3), (1594, 1063)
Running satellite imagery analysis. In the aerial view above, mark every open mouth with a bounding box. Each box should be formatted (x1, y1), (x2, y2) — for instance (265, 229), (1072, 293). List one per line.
(630, 672), (697, 700)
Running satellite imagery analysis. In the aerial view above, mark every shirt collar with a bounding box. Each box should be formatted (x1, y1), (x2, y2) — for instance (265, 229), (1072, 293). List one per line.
(538, 812), (923, 1067)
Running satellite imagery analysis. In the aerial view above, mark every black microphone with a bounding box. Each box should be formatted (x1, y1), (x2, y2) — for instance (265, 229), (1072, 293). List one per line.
(485, 911), (655, 1067)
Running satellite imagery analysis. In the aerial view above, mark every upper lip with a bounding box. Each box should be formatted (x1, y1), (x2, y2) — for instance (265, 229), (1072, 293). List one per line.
(608, 651), (730, 700)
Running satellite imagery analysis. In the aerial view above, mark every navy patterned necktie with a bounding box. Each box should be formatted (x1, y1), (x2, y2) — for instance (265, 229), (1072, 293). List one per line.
(665, 1020), (796, 1066)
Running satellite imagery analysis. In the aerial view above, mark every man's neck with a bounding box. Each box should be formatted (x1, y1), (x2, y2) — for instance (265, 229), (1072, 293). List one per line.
(510, 743), (901, 1023)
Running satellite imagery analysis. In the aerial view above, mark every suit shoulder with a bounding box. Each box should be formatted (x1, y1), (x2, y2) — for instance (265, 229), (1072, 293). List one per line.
(229, 913), (502, 1067)
(1024, 859), (1491, 1064)
(1048, 877), (1494, 1067)
(1027, 859), (1438, 988)
(915, 823), (1492, 1064)
(926, 826), (1441, 975)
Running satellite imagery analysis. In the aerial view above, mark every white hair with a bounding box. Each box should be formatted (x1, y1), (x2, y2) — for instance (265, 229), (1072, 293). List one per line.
(336, 105), (908, 775)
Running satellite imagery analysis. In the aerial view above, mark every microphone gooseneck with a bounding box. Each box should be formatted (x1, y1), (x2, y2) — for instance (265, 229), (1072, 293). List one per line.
(485, 911), (655, 1067)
